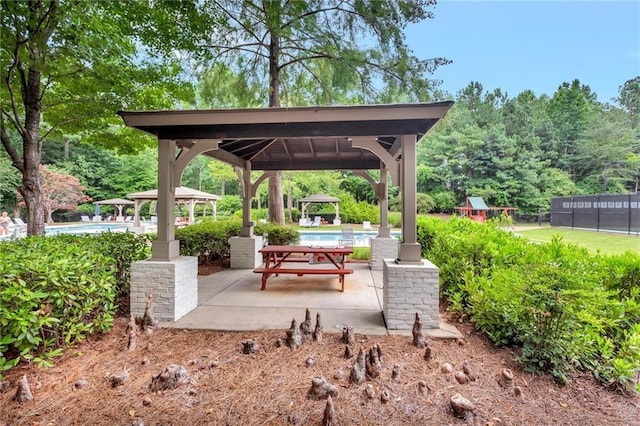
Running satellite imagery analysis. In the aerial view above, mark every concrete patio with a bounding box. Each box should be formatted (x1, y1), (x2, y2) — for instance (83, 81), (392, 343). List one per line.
(166, 263), (462, 338)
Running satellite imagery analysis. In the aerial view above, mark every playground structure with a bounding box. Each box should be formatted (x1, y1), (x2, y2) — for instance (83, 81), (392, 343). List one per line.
(456, 197), (517, 223)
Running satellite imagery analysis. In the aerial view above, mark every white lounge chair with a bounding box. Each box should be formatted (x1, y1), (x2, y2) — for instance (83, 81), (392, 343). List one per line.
(363, 221), (372, 231)
(339, 227), (355, 247)
(311, 216), (322, 227)
(298, 217), (312, 227)
(80, 215), (91, 222)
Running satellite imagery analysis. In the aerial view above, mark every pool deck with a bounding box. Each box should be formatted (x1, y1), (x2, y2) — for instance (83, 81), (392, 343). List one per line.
(166, 262), (462, 339)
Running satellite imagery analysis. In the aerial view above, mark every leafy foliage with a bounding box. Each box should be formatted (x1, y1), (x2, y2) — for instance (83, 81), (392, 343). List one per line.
(176, 219), (299, 265)
(420, 216), (640, 391)
(0, 232), (150, 376)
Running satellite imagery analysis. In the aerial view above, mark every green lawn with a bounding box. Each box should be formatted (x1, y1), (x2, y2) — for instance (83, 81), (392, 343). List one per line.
(516, 227), (639, 256)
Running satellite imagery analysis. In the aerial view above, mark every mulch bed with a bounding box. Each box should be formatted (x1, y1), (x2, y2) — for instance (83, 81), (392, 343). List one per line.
(1, 313), (638, 425)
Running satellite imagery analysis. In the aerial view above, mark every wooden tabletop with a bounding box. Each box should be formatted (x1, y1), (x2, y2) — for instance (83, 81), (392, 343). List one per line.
(259, 245), (353, 254)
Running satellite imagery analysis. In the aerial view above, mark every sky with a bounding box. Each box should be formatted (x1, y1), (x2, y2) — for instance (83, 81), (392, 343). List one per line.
(405, 0), (640, 103)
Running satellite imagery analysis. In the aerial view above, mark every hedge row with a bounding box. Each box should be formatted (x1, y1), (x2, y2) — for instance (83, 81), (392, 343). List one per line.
(176, 219), (299, 265)
(419, 216), (640, 391)
(0, 232), (151, 377)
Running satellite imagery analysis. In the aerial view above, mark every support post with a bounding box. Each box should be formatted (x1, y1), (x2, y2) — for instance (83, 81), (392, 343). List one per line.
(240, 164), (254, 237)
(378, 165), (391, 238)
(399, 134), (421, 263)
(152, 139), (180, 261)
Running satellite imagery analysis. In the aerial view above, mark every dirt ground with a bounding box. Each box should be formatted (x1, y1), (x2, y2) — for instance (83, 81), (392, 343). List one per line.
(1, 308), (638, 426)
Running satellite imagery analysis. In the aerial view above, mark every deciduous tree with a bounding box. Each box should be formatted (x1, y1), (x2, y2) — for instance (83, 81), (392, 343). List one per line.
(1, 0), (196, 235)
(199, 0), (448, 224)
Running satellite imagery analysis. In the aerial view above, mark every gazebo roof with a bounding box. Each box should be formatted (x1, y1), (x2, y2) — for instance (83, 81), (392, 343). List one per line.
(127, 186), (221, 201)
(118, 102), (453, 171)
(94, 198), (134, 205)
(299, 194), (341, 203)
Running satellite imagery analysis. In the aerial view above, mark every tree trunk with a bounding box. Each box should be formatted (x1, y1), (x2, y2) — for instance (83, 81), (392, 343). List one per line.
(21, 110), (46, 236)
(268, 172), (285, 225)
(287, 174), (293, 224)
(9, 1), (58, 237)
(267, 30), (285, 225)
(63, 137), (70, 160)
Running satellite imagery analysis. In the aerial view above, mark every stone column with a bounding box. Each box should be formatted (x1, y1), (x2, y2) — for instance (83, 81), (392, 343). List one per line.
(130, 257), (198, 322)
(383, 259), (440, 330)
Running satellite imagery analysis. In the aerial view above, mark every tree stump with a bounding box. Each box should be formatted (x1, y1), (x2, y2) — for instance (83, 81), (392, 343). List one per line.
(462, 360), (476, 381)
(109, 367), (130, 388)
(127, 315), (137, 351)
(300, 308), (313, 342)
(423, 343), (432, 361)
(450, 393), (476, 424)
(313, 312), (323, 342)
(499, 368), (514, 388)
(242, 339), (259, 354)
(307, 376), (338, 400)
(149, 364), (189, 392)
(364, 384), (375, 399)
(391, 365), (400, 381)
(140, 293), (159, 334)
(286, 318), (302, 349)
(349, 348), (366, 385)
(513, 386), (523, 397)
(455, 371), (469, 384)
(343, 345), (353, 359)
(341, 326), (354, 345)
(322, 395), (337, 426)
(373, 343), (382, 362)
(412, 313), (426, 348)
(441, 362), (454, 373)
(380, 388), (391, 403)
(365, 346), (381, 379)
(14, 375), (33, 403)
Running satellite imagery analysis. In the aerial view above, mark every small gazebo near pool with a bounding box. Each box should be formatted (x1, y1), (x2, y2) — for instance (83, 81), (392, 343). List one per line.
(118, 102), (453, 331)
(299, 194), (341, 225)
(126, 186), (220, 227)
(94, 198), (134, 221)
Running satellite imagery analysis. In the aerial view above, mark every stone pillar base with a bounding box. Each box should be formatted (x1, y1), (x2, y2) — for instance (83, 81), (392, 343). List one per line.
(383, 259), (439, 330)
(230, 236), (264, 269)
(130, 256), (198, 322)
(370, 237), (399, 270)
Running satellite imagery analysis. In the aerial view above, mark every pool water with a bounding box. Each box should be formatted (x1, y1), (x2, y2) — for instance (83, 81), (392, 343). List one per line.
(297, 230), (400, 247)
(45, 223), (129, 236)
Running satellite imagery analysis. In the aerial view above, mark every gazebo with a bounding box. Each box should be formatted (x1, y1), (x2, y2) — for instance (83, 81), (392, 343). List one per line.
(126, 186), (220, 227)
(94, 198), (135, 221)
(299, 194), (341, 224)
(118, 102), (453, 330)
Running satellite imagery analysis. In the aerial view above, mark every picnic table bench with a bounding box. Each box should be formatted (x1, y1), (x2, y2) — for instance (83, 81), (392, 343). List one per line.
(254, 245), (354, 291)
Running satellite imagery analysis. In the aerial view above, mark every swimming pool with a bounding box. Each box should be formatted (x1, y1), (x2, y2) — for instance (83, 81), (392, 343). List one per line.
(297, 230), (400, 247)
(45, 223), (129, 236)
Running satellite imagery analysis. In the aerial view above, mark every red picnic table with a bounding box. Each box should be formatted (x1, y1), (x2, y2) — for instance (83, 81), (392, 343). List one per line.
(254, 245), (354, 292)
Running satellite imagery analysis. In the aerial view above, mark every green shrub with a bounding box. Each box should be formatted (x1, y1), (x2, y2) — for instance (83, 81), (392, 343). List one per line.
(254, 222), (299, 245)
(217, 195), (243, 216)
(431, 191), (457, 213)
(90, 232), (152, 298)
(176, 219), (299, 264)
(349, 247), (370, 261)
(0, 235), (120, 377)
(176, 219), (242, 264)
(419, 216), (640, 391)
(338, 194), (378, 224)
